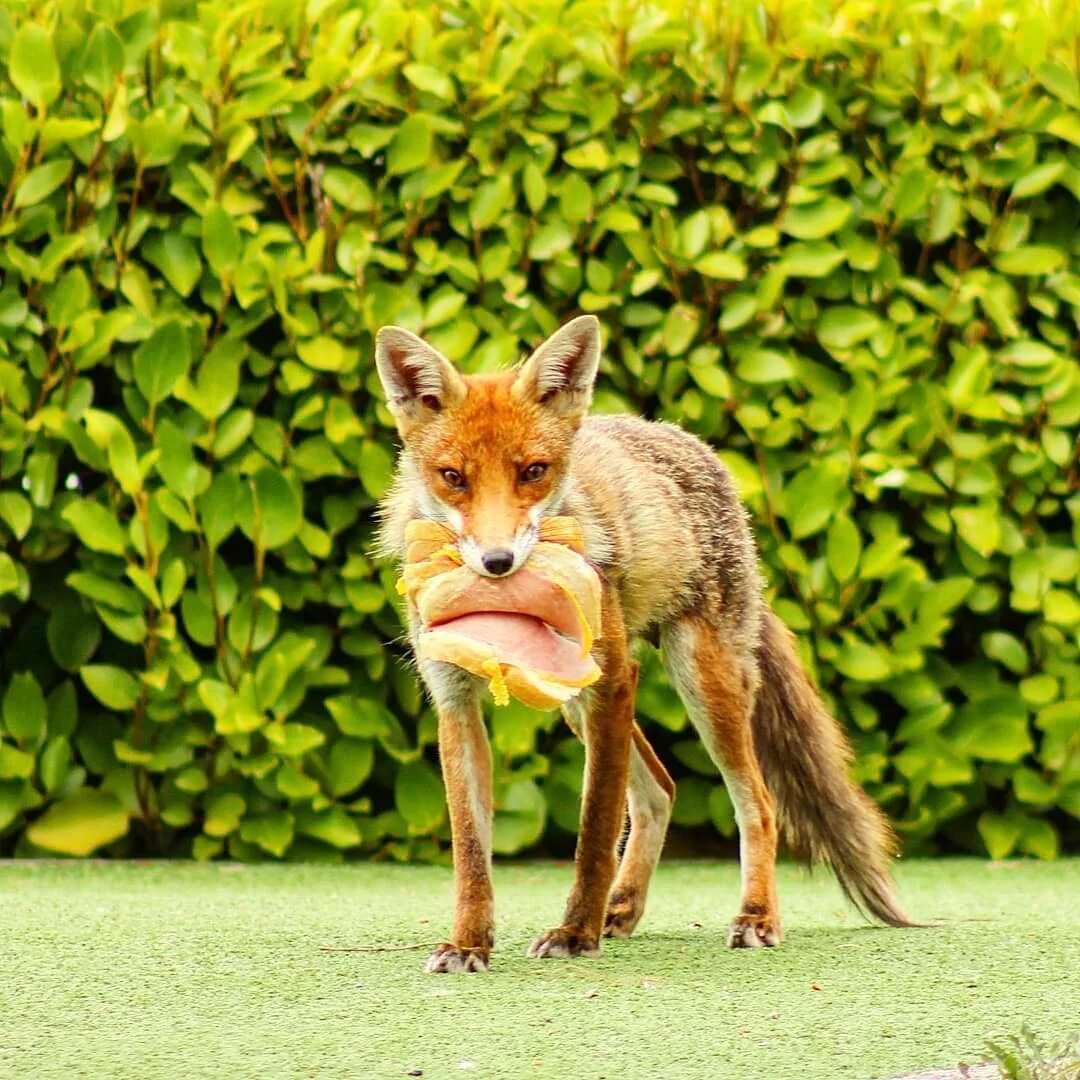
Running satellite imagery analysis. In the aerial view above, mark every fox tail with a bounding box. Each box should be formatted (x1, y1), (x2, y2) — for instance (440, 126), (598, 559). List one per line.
(752, 609), (917, 927)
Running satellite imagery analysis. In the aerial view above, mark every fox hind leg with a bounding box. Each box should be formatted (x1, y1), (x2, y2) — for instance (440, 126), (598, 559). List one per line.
(563, 686), (675, 940)
(605, 722), (674, 937)
(661, 613), (782, 949)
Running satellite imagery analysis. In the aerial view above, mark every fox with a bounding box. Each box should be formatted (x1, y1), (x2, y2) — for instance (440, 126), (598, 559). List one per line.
(375, 314), (915, 973)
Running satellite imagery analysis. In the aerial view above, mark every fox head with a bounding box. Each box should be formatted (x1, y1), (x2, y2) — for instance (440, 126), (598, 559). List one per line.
(375, 315), (601, 577)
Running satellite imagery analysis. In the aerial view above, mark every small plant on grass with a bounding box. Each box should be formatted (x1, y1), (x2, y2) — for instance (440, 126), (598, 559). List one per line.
(980, 1025), (1080, 1080)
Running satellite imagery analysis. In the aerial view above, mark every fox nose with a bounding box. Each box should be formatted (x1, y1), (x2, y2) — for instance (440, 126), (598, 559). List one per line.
(481, 548), (515, 576)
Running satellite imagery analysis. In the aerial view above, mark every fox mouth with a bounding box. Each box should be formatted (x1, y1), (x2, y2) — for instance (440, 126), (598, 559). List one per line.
(402, 516), (602, 707)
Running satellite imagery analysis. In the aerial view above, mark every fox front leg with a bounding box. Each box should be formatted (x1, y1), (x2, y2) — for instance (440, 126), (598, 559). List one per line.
(421, 661), (495, 973)
(528, 587), (634, 959)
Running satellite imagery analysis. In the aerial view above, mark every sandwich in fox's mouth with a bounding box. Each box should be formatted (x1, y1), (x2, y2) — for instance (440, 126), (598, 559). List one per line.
(396, 517), (602, 710)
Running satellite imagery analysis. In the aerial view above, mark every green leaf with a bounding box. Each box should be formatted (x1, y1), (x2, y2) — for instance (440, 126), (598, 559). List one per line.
(671, 777), (713, 826)
(954, 696), (1032, 762)
(1045, 590), (1080, 626)
(327, 739), (375, 797)
(952, 505), (1001, 558)
(47, 602), (101, 672)
(201, 204), (241, 278)
(297, 336), (347, 372)
(62, 500), (128, 556)
(296, 807), (360, 848)
(993, 246), (1065, 275)
(264, 723), (325, 757)
(0, 554), (22, 596)
(358, 440), (395, 500)
(14, 159), (72, 209)
(386, 115), (433, 175)
(155, 418), (201, 499)
(977, 810), (1022, 859)
(981, 632), (1028, 675)
(892, 166), (932, 220)
(204, 792), (245, 837)
(709, 783), (736, 836)
(3, 672), (47, 744)
(249, 467), (302, 550)
(694, 251), (745, 280)
(778, 242), (844, 277)
(10, 24), (61, 110)
(326, 696), (388, 738)
(1012, 160), (1066, 199)
(27, 789), (129, 855)
(783, 462), (847, 539)
(528, 220), (574, 260)
(134, 321), (192, 406)
(80, 665), (140, 710)
(39, 736), (72, 793)
(492, 779), (547, 854)
(144, 232), (201, 296)
(239, 811), (294, 856)
(92, 412), (141, 496)
(275, 765), (320, 802)
(826, 514), (862, 582)
(470, 175), (513, 230)
(998, 340), (1058, 368)
(817, 306), (880, 350)
(1047, 112), (1080, 147)
(80, 23), (124, 98)
(395, 760), (446, 833)
(781, 196), (851, 239)
(0, 493), (33, 540)
(833, 641), (891, 681)
(786, 85), (824, 128)
(402, 63), (455, 100)
(198, 472), (241, 548)
(321, 168), (373, 212)
(1018, 818), (1058, 860)
(734, 347), (796, 384)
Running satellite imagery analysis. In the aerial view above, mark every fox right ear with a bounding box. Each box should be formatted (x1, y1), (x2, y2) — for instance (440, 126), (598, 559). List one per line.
(514, 315), (601, 418)
(375, 327), (465, 429)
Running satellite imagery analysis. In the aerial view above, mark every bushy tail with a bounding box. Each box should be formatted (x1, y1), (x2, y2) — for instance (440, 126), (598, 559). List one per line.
(752, 609), (917, 927)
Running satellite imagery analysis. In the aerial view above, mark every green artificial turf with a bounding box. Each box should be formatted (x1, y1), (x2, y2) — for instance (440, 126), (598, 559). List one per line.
(1, 858), (1077, 1080)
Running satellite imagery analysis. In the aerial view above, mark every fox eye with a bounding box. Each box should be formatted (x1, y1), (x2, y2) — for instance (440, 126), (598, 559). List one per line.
(440, 468), (466, 490)
(520, 462), (548, 484)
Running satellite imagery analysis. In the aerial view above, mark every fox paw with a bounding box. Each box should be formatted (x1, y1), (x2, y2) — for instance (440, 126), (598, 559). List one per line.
(527, 925), (601, 959)
(603, 891), (644, 939)
(727, 913), (783, 949)
(424, 943), (491, 973)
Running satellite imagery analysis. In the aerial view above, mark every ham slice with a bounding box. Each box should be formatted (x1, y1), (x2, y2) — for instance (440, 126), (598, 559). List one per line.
(398, 518), (603, 710)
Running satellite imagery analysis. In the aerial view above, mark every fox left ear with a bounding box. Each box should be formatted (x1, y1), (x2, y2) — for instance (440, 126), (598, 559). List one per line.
(514, 315), (601, 418)
(375, 327), (466, 431)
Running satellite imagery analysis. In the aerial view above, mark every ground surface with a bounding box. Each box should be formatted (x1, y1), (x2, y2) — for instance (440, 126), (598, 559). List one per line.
(1, 858), (1077, 1080)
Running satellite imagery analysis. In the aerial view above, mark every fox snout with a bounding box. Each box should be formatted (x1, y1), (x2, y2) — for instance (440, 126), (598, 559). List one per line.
(458, 528), (537, 579)
(481, 548), (515, 576)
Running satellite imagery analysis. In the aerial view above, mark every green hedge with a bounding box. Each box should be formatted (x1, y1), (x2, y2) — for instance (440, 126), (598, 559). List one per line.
(0, 0), (1077, 863)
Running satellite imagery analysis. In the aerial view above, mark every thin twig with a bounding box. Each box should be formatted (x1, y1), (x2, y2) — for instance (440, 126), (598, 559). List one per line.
(319, 941), (440, 954)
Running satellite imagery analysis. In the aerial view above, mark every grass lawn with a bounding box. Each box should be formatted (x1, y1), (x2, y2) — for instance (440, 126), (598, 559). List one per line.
(1, 858), (1077, 1080)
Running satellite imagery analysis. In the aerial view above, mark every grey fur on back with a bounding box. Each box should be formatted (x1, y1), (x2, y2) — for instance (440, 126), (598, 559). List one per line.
(569, 415), (914, 927)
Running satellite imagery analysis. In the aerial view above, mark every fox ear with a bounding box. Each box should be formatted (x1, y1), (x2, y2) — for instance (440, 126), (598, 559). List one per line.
(375, 327), (465, 428)
(514, 315), (601, 417)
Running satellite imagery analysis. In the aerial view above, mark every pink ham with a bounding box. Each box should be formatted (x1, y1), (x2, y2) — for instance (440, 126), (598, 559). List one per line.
(422, 612), (595, 682)
(423, 569), (584, 643)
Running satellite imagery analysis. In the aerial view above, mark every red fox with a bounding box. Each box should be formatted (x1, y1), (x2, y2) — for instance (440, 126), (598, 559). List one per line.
(376, 315), (914, 972)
